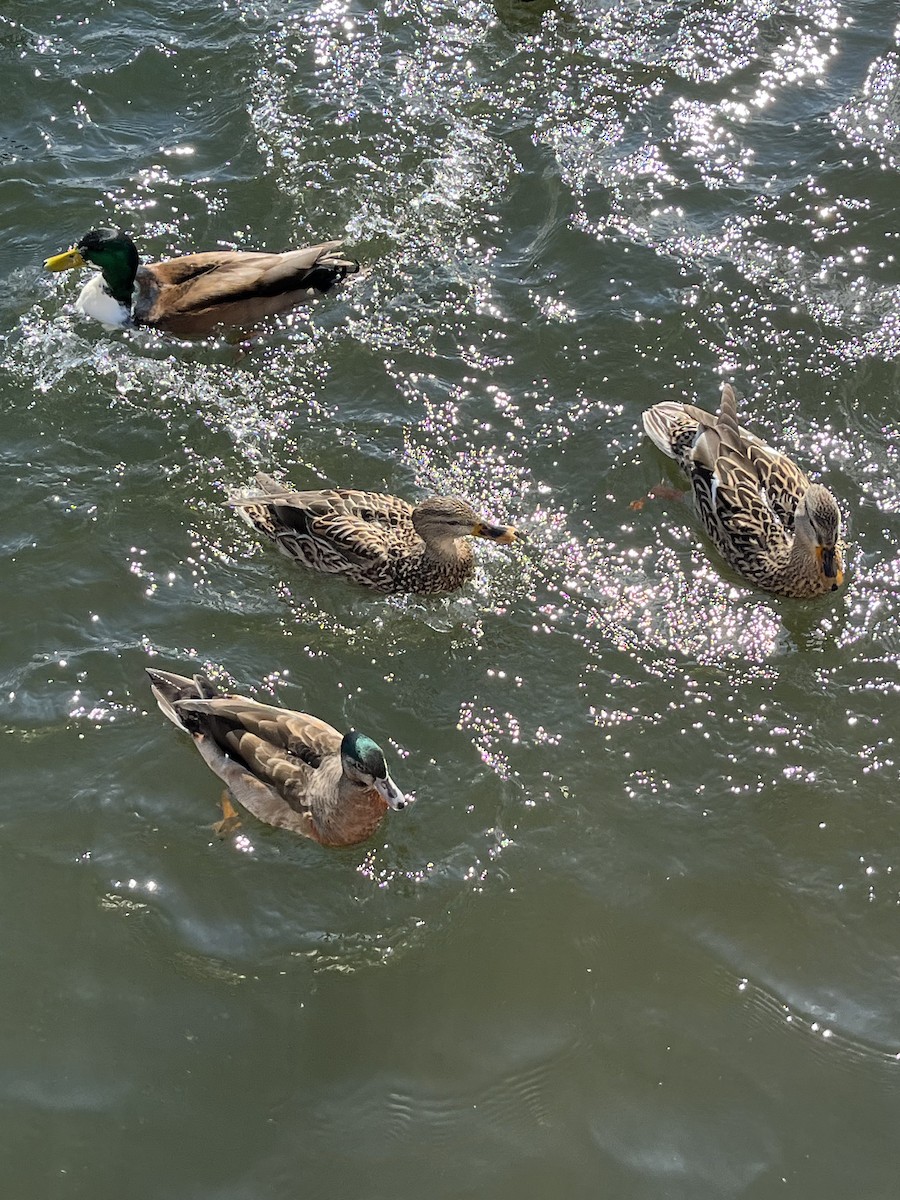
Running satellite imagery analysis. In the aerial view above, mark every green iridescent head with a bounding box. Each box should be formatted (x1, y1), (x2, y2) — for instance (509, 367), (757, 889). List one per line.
(340, 731), (408, 810)
(45, 228), (140, 305)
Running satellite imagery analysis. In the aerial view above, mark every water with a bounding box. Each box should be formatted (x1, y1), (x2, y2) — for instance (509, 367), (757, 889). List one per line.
(2, 0), (899, 1195)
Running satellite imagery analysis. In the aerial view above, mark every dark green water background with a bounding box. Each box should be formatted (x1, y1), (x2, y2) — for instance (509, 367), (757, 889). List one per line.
(2, 0), (900, 1195)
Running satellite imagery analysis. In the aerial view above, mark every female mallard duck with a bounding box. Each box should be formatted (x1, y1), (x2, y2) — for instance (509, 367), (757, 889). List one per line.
(641, 384), (844, 598)
(146, 668), (409, 847)
(45, 228), (357, 337)
(230, 473), (525, 595)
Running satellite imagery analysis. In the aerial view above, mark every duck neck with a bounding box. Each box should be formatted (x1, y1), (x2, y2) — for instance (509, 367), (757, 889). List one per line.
(88, 238), (139, 306)
(423, 535), (472, 565)
(765, 527), (822, 598)
(322, 776), (388, 845)
(100, 258), (137, 307)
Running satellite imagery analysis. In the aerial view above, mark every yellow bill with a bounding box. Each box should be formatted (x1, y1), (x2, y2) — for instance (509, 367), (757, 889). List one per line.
(472, 521), (525, 545)
(45, 247), (86, 272)
(816, 544), (843, 586)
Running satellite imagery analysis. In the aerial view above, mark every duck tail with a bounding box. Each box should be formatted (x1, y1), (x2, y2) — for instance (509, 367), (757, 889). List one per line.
(307, 243), (360, 291)
(715, 383), (744, 452)
(316, 245), (360, 277)
(146, 667), (218, 731)
(228, 472), (298, 508)
(252, 472), (294, 497)
(641, 402), (688, 459)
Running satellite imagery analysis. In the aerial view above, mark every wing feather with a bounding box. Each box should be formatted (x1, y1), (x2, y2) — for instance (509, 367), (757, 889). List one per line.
(175, 698), (341, 759)
(137, 243), (357, 322)
(230, 483), (415, 569)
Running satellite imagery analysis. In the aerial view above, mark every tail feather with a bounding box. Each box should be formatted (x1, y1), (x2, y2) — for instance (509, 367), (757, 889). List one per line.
(316, 249), (359, 276)
(301, 241), (358, 274)
(714, 383), (743, 453)
(228, 472), (300, 508)
(304, 244), (359, 291)
(253, 472), (290, 495)
(146, 667), (219, 731)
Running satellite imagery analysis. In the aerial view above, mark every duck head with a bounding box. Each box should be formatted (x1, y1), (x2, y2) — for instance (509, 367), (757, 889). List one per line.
(340, 731), (409, 810)
(798, 483), (844, 591)
(412, 496), (524, 547)
(45, 228), (140, 305)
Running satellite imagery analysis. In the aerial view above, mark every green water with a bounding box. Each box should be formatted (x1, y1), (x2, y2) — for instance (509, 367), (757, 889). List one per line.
(2, 0), (900, 1196)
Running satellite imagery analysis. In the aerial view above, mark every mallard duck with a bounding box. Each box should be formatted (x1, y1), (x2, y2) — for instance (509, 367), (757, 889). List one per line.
(146, 667), (409, 847)
(44, 228), (358, 337)
(641, 384), (844, 598)
(230, 473), (525, 595)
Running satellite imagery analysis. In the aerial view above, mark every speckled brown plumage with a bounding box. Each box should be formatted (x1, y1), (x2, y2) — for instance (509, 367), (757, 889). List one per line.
(146, 668), (409, 847)
(230, 473), (524, 595)
(641, 384), (844, 599)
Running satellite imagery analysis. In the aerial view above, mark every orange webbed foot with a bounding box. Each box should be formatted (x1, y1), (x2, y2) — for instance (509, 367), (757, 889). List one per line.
(213, 791), (242, 838)
(630, 482), (685, 510)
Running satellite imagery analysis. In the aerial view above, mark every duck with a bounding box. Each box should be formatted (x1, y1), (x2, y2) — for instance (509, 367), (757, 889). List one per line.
(146, 667), (409, 847)
(229, 473), (526, 595)
(641, 383), (844, 598)
(44, 228), (358, 337)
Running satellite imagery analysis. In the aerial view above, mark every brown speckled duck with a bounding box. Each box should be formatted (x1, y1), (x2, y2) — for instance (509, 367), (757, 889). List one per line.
(230, 473), (525, 595)
(147, 668), (409, 847)
(45, 228), (357, 337)
(641, 383), (844, 599)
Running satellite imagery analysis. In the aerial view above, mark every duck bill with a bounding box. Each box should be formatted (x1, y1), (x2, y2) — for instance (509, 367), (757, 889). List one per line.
(45, 247), (86, 272)
(375, 774), (409, 811)
(817, 545), (843, 587)
(472, 521), (525, 546)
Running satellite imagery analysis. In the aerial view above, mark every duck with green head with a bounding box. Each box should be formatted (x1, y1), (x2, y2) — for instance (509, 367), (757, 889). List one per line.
(45, 227), (358, 338)
(146, 667), (410, 847)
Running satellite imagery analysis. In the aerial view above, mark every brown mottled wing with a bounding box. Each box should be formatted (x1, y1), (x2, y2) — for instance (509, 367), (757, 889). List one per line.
(269, 487), (414, 527)
(298, 490), (414, 557)
(690, 386), (787, 554)
(693, 441), (784, 553)
(233, 486), (416, 570)
(714, 385), (809, 532)
(742, 442), (810, 532)
(175, 698), (342, 814)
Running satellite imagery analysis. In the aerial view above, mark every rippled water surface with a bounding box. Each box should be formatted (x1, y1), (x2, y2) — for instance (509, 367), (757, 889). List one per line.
(3, 0), (900, 1195)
